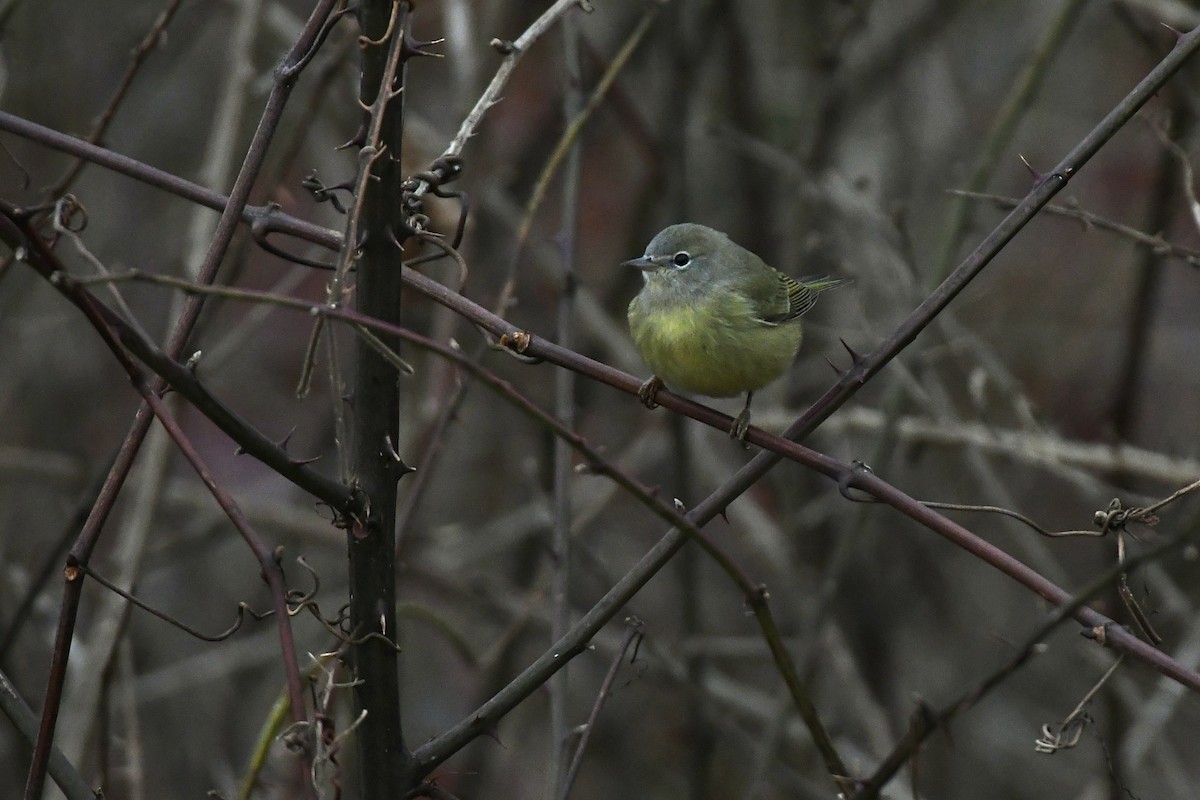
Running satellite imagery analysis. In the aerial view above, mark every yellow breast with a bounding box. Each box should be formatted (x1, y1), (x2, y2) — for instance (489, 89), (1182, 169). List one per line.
(628, 292), (803, 397)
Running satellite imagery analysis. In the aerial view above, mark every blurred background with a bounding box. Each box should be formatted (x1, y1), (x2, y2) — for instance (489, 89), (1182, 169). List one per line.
(2, 0), (1200, 797)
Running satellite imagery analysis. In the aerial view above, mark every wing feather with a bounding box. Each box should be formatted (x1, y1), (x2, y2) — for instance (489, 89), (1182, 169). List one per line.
(759, 273), (847, 325)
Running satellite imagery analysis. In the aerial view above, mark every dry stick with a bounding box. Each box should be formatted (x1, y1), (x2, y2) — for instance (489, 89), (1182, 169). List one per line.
(1035, 654), (1126, 754)
(49, 0), (186, 194)
(0, 109), (342, 250)
(817, 406), (1200, 487)
(125, 379), (310, 759)
(548, 10), (584, 796)
(557, 619), (643, 800)
(436, 0), (593, 166)
(503, 6), (658, 308)
(325, 1), (404, 307)
(950, 189), (1200, 266)
(14, 3), (344, 798)
(395, 6), (655, 549)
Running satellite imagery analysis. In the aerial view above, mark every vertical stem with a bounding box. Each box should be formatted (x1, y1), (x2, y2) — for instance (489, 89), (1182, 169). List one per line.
(663, 4), (714, 797)
(549, 12), (582, 796)
(351, 1), (412, 796)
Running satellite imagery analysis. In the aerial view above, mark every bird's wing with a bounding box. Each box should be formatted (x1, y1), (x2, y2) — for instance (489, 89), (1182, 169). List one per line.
(758, 272), (840, 325)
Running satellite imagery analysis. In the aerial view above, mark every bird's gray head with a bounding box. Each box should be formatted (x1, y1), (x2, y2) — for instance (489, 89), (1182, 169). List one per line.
(622, 223), (733, 285)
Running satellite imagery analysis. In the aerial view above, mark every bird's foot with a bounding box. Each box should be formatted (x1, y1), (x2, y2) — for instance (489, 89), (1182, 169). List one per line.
(638, 375), (663, 409)
(729, 391), (755, 446)
(729, 409), (751, 445)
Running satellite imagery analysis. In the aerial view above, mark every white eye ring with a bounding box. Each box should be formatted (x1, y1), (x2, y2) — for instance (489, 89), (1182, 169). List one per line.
(671, 251), (691, 268)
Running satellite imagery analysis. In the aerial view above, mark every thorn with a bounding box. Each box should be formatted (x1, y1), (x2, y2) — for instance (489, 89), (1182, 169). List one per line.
(403, 32), (445, 59)
(840, 337), (864, 366)
(825, 356), (847, 377)
(276, 427), (297, 451)
(337, 121), (369, 151)
(718, 506), (730, 524)
(483, 725), (506, 747)
(1161, 22), (1185, 43)
(1018, 154), (1045, 185)
(381, 436), (417, 474)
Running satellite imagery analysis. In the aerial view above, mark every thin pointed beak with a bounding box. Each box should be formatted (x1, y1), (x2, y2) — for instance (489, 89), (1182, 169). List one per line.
(623, 255), (660, 271)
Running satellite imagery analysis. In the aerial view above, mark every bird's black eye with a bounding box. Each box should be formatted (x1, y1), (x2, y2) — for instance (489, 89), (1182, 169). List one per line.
(672, 251), (691, 268)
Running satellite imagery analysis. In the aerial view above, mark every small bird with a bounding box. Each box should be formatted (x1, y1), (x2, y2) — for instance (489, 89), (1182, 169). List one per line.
(625, 223), (846, 440)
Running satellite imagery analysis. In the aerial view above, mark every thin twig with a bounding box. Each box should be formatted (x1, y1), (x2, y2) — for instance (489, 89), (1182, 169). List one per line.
(47, 0), (185, 196)
(0, 665), (95, 800)
(813, 405), (1200, 487)
(502, 6), (658, 310)
(439, 0), (591, 163)
(557, 619), (643, 800)
(549, 9), (585, 795)
(950, 189), (1200, 266)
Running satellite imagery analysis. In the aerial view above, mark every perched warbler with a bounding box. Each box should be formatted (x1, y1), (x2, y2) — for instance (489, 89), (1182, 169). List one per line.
(625, 223), (846, 440)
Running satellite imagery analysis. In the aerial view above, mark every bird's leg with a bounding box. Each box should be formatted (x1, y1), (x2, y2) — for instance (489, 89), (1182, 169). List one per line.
(638, 375), (664, 409)
(730, 391), (754, 442)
